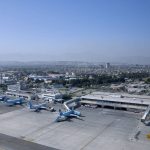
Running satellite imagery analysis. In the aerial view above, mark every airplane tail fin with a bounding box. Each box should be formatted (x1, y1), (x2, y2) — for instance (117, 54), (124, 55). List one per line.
(19, 98), (23, 104)
(28, 101), (32, 109)
(70, 107), (74, 111)
(59, 109), (63, 116)
(3, 96), (8, 102)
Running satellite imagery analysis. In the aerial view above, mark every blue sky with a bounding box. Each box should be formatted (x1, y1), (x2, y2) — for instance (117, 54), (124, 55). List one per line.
(0, 0), (150, 63)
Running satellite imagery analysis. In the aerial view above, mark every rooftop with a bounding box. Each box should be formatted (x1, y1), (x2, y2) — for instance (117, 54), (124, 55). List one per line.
(81, 92), (150, 105)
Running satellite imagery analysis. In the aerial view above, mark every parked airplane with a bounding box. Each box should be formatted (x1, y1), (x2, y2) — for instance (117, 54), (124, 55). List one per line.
(28, 101), (55, 112)
(0, 96), (7, 101)
(55, 108), (81, 122)
(28, 101), (47, 112)
(4, 98), (25, 106)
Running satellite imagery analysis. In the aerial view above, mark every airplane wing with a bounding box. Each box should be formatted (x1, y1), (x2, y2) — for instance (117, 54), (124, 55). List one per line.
(35, 108), (41, 112)
(5, 100), (14, 105)
(39, 106), (47, 109)
(6, 103), (14, 106)
(55, 116), (67, 122)
(15, 101), (21, 104)
(69, 114), (80, 118)
(39, 103), (47, 107)
(34, 106), (47, 111)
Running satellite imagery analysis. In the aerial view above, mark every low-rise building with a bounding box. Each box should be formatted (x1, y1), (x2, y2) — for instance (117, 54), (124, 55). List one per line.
(39, 92), (63, 102)
(5, 91), (31, 100)
(81, 92), (150, 110)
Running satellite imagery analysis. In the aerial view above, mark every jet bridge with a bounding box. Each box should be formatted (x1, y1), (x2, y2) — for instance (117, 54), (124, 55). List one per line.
(141, 105), (150, 123)
(64, 98), (80, 110)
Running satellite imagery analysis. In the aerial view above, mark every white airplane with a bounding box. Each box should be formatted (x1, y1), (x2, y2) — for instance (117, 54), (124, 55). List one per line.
(28, 101), (55, 112)
(4, 98), (25, 106)
(55, 108), (82, 122)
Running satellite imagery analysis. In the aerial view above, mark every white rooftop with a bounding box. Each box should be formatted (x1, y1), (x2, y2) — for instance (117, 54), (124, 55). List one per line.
(81, 92), (150, 105)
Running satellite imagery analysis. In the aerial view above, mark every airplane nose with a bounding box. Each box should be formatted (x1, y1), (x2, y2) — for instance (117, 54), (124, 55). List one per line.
(75, 111), (81, 116)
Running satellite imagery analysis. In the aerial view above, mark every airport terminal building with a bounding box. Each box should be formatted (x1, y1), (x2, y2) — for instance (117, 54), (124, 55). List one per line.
(81, 92), (150, 110)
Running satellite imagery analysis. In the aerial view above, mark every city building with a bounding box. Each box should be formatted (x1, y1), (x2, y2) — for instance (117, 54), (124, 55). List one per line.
(105, 62), (111, 69)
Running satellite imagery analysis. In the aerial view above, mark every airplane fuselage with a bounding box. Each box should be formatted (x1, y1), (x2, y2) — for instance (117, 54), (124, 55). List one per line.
(56, 109), (81, 122)
(28, 101), (47, 112)
(62, 110), (81, 117)
(5, 98), (24, 106)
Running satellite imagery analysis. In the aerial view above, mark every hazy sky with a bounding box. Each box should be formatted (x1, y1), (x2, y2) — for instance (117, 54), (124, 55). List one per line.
(0, 0), (150, 63)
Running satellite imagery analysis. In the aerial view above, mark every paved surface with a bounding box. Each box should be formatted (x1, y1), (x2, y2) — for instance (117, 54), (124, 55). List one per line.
(0, 103), (25, 114)
(0, 104), (150, 150)
(0, 133), (58, 150)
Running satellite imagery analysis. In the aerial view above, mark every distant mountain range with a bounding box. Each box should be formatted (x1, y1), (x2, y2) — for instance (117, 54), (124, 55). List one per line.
(113, 56), (150, 65)
(0, 56), (150, 66)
